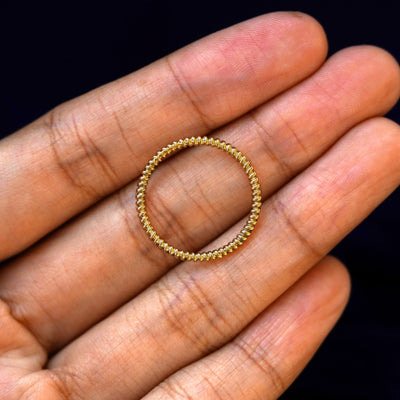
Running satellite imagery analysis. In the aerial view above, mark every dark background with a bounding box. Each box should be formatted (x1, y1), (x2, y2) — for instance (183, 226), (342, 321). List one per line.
(1, 1), (399, 399)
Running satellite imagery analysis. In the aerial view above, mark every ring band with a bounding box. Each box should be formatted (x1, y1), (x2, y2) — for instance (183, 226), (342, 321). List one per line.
(136, 136), (262, 261)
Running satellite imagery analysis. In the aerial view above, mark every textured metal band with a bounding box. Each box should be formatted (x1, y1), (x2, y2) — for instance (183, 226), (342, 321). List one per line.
(136, 136), (262, 261)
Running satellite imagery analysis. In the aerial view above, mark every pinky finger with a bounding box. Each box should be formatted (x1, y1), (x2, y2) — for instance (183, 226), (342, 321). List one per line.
(142, 256), (350, 400)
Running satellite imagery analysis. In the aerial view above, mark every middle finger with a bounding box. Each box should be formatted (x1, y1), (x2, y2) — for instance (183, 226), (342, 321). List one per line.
(0, 45), (398, 352)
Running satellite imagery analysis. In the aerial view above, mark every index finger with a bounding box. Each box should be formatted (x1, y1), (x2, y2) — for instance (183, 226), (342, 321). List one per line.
(0, 12), (327, 260)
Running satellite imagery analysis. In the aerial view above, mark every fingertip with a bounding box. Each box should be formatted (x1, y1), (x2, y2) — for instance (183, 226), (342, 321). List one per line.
(332, 45), (400, 109)
(317, 255), (351, 313)
(167, 11), (330, 132)
(347, 116), (400, 168)
(355, 45), (400, 84)
(284, 11), (329, 56)
(366, 45), (400, 104)
(293, 256), (351, 327)
(250, 11), (328, 64)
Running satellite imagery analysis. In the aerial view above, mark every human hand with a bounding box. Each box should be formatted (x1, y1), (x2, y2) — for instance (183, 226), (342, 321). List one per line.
(1, 12), (399, 399)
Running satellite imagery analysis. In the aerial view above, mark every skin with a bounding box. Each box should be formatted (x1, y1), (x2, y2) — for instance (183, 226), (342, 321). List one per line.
(0, 11), (399, 399)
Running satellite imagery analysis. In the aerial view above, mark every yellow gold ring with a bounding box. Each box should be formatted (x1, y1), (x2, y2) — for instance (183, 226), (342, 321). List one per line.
(136, 136), (262, 261)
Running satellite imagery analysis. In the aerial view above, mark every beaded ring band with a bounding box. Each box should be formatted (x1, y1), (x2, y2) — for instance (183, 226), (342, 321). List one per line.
(136, 136), (262, 261)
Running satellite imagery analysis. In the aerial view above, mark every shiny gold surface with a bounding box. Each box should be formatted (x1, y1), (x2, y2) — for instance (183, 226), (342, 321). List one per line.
(136, 136), (262, 261)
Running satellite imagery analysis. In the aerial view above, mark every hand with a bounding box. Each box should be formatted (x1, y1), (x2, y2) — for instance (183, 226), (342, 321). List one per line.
(1, 12), (399, 400)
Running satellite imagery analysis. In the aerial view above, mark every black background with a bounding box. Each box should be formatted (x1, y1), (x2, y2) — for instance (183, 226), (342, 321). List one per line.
(1, 1), (399, 399)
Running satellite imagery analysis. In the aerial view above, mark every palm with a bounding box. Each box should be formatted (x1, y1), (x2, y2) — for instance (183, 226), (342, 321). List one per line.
(1, 12), (399, 400)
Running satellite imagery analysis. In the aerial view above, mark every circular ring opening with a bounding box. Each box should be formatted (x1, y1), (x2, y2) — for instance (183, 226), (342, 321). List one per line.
(136, 136), (262, 261)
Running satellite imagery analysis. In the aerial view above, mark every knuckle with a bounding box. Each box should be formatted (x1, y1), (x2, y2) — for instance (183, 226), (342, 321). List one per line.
(250, 111), (294, 179)
(95, 95), (136, 157)
(271, 196), (323, 260)
(155, 270), (233, 354)
(165, 56), (214, 131)
(44, 106), (118, 198)
(270, 105), (311, 163)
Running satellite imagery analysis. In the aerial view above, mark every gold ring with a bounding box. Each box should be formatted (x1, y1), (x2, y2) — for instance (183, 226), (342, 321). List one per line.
(136, 136), (262, 261)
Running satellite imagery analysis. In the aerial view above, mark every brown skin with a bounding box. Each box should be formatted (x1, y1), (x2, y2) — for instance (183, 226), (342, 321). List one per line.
(0, 12), (399, 399)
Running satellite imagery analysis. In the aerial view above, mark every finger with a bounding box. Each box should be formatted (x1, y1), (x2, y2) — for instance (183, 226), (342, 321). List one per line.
(6, 257), (348, 400)
(45, 117), (400, 400)
(1, 46), (399, 352)
(0, 12), (327, 260)
(143, 257), (350, 400)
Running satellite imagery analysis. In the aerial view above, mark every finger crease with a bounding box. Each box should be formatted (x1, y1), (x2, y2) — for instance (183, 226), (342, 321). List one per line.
(165, 56), (214, 132)
(96, 95), (136, 157)
(271, 107), (311, 160)
(46, 110), (96, 198)
(202, 376), (228, 400)
(271, 196), (323, 260)
(168, 159), (221, 238)
(233, 339), (285, 394)
(249, 111), (294, 178)
(117, 190), (170, 266)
